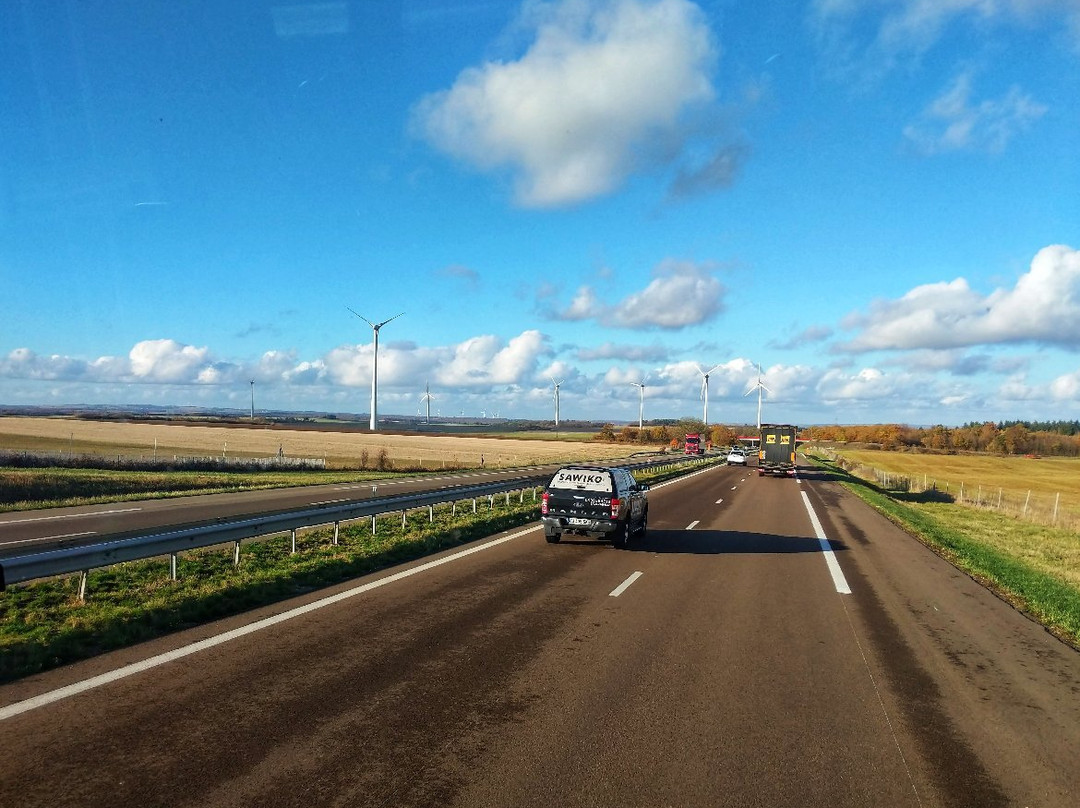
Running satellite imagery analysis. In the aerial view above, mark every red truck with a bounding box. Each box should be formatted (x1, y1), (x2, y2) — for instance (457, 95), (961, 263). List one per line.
(684, 433), (704, 455)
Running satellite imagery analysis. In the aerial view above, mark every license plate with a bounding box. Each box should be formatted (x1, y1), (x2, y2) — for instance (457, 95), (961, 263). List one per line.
(568, 518), (591, 526)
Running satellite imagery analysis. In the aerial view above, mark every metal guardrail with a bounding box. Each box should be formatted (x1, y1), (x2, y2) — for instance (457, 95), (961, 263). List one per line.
(0, 455), (713, 592)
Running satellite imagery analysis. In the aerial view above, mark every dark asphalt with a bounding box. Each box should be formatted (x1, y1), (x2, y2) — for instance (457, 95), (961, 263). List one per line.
(2, 463), (1078, 806)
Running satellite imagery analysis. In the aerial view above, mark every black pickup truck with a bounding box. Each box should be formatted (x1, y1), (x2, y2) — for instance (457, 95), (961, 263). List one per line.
(540, 465), (648, 549)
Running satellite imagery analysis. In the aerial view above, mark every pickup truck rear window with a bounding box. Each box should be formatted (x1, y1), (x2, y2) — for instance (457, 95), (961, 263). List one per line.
(548, 469), (613, 492)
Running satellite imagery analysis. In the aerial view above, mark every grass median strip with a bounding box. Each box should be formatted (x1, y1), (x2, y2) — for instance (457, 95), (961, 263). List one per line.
(810, 456), (1080, 647)
(0, 497), (541, 684)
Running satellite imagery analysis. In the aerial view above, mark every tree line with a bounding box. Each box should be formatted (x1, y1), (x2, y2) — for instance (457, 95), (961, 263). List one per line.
(802, 422), (1080, 457)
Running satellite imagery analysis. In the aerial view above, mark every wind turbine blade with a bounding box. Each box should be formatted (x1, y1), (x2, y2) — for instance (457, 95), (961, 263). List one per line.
(376, 311), (405, 328)
(346, 307), (375, 328)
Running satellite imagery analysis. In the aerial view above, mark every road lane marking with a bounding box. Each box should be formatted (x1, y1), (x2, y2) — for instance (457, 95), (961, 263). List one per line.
(0, 507), (141, 526)
(0, 523), (542, 722)
(609, 571), (643, 597)
(715, 499), (724, 505)
(800, 491), (851, 595)
(0, 532), (96, 547)
(686, 520), (700, 530)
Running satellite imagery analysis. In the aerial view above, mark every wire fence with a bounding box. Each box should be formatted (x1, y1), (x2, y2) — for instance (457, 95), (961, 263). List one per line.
(811, 449), (1079, 533)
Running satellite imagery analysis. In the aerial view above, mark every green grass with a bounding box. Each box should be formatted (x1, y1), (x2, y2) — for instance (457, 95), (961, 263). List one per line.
(0, 497), (542, 683)
(0, 467), (411, 511)
(810, 455), (1080, 648)
(0, 457), (714, 683)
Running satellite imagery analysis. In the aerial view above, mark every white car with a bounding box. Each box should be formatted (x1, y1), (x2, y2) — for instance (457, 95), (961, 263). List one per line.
(726, 449), (748, 466)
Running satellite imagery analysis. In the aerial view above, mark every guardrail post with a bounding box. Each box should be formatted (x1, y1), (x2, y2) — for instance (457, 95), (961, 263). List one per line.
(170, 553), (178, 581)
(78, 570), (88, 602)
(333, 521), (340, 546)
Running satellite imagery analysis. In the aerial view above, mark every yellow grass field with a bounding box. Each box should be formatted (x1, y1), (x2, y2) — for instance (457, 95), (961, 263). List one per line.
(830, 448), (1080, 529)
(0, 417), (640, 469)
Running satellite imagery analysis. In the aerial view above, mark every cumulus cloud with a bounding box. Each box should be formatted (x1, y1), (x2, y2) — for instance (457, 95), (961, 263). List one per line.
(838, 245), (1080, 352)
(548, 259), (726, 329)
(410, 0), (719, 206)
(129, 339), (212, 382)
(903, 71), (1047, 155)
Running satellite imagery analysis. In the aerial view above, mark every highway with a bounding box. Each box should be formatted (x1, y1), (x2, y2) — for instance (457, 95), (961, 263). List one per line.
(2, 463), (1079, 806)
(0, 466), (556, 557)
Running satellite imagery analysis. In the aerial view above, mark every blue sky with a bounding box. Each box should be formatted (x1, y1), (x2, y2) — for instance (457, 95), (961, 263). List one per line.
(2, 0), (1079, 426)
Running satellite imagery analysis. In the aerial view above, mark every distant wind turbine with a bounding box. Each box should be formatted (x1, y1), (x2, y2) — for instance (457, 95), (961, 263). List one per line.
(552, 378), (563, 428)
(419, 382), (435, 424)
(697, 363), (721, 426)
(348, 308), (404, 431)
(744, 363), (771, 429)
(629, 379), (647, 431)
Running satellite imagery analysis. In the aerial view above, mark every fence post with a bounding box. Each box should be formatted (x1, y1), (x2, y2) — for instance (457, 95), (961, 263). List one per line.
(959, 482), (964, 503)
(1053, 493), (1060, 525)
(1023, 490), (1031, 518)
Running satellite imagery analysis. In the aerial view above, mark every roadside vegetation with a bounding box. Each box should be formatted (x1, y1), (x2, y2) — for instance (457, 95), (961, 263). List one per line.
(0, 467), (409, 512)
(806, 451), (1080, 649)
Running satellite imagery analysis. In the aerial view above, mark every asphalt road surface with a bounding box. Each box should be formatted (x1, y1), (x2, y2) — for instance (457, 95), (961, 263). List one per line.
(0, 466), (555, 558)
(2, 463), (1079, 806)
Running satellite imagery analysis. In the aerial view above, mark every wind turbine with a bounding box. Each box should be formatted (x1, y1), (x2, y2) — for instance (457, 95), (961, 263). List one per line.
(348, 308), (404, 431)
(744, 363), (771, 429)
(249, 379), (255, 422)
(419, 382), (435, 424)
(697, 363), (721, 426)
(551, 378), (563, 428)
(629, 380), (647, 431)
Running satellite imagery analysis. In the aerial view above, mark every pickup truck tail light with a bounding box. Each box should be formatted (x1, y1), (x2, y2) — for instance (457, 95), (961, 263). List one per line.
(541, 491), (549, 515)
(610, 497), (621, 518)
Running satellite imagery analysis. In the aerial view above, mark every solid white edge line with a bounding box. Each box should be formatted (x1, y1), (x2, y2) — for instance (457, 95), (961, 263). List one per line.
(0, 524), (541, 722)
(800, 490), (851, 595)
(0, 507), (141, 526)
(1, 461), (726, 721)
(609, 571), (643, 597)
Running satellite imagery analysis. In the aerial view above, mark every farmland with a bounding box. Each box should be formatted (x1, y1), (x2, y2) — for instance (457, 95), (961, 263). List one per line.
(0, 416), (639, 470)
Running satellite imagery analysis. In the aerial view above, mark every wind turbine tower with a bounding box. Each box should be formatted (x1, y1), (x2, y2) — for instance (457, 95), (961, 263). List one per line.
(744, 363), (771, 429)
(697, 363), (721, 426)
(348, 308), (404, 431)
(552, 378), (563, 428)
(629, 380), (646, 431)
(419, 382), (435, 424)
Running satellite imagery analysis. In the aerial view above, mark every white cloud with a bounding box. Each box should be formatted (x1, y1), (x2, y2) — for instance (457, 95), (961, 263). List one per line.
(410, 0), (718, 206)
(812, 0), (1080, 67)
(839, 244), (1080, 351)
(903, 71), (1047, 154)
(129, 339), (212, 382)
(550, 258), (726, 329)
(1050, 368), (1080, 400)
